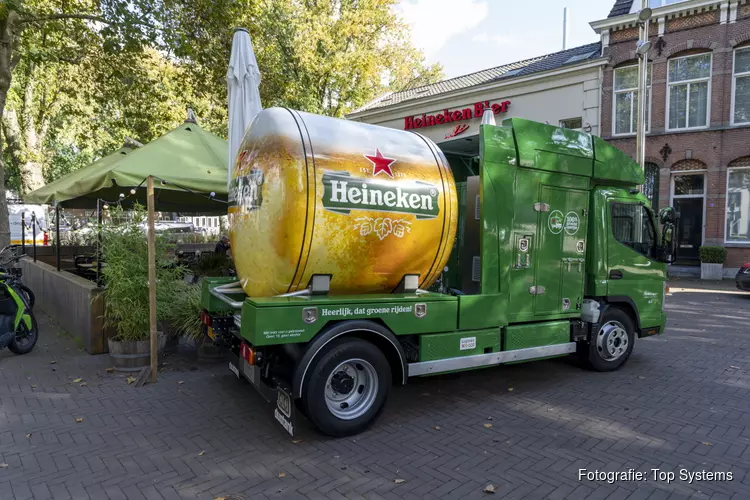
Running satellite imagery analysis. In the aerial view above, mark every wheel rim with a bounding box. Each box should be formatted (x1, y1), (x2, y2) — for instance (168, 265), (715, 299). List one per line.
(324, 358), (379, 420)
(596, 320), (629, 361)
(14, 319), (37, 349)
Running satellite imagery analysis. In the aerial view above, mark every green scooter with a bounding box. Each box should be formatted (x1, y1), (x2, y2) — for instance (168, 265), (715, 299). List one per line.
(0, 255), (38, 354)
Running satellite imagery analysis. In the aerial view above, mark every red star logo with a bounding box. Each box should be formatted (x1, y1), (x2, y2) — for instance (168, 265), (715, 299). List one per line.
(364, 149), (396, 178)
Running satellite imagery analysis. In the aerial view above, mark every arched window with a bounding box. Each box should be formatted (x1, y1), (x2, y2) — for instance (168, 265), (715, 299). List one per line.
(643, 162), (660, 209)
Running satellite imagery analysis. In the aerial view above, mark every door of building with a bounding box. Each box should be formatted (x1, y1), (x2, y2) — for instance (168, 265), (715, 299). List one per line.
(671, 173), (705, 264)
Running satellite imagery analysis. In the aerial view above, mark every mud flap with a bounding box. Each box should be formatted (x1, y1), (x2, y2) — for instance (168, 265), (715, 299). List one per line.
(273, 380), (296, 437)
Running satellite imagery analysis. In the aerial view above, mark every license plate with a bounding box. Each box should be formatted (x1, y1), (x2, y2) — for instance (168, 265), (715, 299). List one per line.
(207, 327), (216, 340)
(276, 389), (291, 418)
(274, 385), (295, 437)
(228, 361), (240, 378)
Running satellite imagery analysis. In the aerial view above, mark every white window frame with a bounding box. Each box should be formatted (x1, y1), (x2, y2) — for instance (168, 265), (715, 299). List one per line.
(666, 52), (712, 132)
(669, 171), (707, 249)
(724, 166), (750, 245)
(612, 64), (652, 137)
(731, 46), (750, 127)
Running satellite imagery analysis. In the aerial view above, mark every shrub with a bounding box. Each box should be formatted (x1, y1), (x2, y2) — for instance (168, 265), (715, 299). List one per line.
(101, 205), (184, 342)
(698, 246), (726, 264)
(166, 282), (204, 340)
(190, 251), (234, 277)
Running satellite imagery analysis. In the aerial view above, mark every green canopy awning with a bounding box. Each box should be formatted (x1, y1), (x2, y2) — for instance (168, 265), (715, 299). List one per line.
(25, 119), (229, 214)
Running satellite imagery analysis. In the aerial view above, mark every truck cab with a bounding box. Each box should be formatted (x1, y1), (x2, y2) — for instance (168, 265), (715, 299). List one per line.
(202, 116), (677, 438)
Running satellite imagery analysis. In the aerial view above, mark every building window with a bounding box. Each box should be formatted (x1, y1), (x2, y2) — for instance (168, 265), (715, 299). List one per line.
(559, 117), (583, 130)
(613, 64), (651, 136)
(726, 167), (750, 244)
(667, 53), (711, 130)
(733, 47), (750, 126)
(629, 0), (689, 11)
(611, 202), (657, 260)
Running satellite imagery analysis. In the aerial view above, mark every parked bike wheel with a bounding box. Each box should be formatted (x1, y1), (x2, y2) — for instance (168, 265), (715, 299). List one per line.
(8, 313), (39, 355)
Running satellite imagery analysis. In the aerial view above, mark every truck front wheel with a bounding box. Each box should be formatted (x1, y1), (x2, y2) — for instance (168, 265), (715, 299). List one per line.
(303, 338), (391, 437)
(581, 307), (635, 372)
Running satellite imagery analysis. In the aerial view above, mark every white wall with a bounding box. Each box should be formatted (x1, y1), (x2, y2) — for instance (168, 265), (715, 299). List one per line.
(351, 65), (603, 147)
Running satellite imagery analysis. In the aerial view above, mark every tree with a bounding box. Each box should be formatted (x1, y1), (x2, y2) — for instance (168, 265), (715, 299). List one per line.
(0, 0), (441, 248)
(0, 0), (162, 246)
(164, 0), (442, 117)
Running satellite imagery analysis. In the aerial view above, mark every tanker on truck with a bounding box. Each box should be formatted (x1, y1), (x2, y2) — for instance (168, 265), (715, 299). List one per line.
(201, 107), (678, 438)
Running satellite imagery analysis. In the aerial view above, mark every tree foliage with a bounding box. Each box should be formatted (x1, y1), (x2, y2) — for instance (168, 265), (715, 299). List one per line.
(0, 0), (443, 247)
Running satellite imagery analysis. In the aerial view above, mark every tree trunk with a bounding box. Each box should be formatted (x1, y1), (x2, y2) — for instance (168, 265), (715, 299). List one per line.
(0, 14), (18, 249)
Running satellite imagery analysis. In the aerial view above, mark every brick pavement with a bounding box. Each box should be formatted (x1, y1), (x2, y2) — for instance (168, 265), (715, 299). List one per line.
(0, 287), (749, 499)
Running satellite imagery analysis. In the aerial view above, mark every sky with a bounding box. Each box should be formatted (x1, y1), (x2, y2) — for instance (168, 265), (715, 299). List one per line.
(396, 0), (614, 79)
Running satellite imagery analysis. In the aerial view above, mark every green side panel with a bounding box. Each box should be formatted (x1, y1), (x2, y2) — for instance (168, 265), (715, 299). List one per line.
(200, 277), (242, 313)
(592, 136), (645, 186)
(457, 294), (505, 330)
(479, 125), (516, 308)
(241, 294), (459, 346)
(419, 328), (500, 361)
(502, 118), (594, 177)
(533, 185), (589, 318)
(504, 320), (569, 350)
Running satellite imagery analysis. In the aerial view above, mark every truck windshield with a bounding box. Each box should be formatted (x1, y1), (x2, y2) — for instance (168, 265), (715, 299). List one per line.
(611, 203), (657, 260)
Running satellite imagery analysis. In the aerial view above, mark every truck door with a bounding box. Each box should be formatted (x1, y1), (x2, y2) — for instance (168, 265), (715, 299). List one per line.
(534, 186), (589, 317)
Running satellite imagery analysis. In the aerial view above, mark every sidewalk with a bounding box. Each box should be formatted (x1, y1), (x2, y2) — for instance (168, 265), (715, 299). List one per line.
(667, 276), (748, 294)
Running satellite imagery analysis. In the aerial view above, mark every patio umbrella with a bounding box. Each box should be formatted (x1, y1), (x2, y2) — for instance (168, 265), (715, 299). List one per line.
(227, 28), (262, 188)
(25, 115), (228, 213)
(24, 111), (228, 384)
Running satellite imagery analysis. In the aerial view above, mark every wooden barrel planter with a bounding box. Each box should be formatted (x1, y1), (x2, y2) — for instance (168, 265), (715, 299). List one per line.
(108, 333), (166, 372)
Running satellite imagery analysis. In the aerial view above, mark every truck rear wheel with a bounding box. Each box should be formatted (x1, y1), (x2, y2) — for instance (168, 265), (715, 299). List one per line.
(581, 307), (635, 372)
(303, 338), (391, 437)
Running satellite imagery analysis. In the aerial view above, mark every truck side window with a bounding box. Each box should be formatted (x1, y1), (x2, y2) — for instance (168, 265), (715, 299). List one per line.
(611, 203), (656, 259)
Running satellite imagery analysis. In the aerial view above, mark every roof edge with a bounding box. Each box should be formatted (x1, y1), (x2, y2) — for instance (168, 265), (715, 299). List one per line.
(346, 56), (607, 120)
(591, 0), (724, 32)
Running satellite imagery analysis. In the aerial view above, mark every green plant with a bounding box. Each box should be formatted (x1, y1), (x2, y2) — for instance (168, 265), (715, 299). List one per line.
(190, 252), (234, 277)
(101, 205), (184, 342)
(699, 246), (726, 264)
(166, 282), (204, 340)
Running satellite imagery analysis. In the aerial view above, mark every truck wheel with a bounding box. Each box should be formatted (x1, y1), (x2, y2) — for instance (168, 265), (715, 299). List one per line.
(581, 307), (635, 372)
(303, 338), (391, 438)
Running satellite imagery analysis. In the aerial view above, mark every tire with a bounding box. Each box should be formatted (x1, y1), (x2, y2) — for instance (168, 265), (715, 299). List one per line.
(8, 313), (39, 355)
(19, 285), (35, 309)
(579, 306), (635, 372)
(302, 338), (391, 438)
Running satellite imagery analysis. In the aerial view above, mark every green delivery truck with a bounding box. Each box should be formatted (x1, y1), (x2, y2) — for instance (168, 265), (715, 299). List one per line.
(202, 109), (677, 438)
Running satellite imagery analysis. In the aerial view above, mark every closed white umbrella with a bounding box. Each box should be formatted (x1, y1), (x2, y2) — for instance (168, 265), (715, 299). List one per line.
(227, 28), (262, 187)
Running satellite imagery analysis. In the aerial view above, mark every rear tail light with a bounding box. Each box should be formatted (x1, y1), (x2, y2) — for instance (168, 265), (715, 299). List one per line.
(200, 311), (212, 326)
(240, 343), (256, 365)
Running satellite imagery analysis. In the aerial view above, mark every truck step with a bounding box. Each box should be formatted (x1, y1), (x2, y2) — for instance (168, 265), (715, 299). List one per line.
(408, 342), (576, 376)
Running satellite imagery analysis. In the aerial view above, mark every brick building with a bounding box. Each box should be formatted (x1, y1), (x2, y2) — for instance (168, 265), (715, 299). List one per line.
(592, 0), (750, 273)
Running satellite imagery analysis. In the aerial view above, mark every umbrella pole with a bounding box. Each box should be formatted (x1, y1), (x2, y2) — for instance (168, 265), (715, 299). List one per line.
(55, 206), (61, 272)
(147, 176), (158, 383)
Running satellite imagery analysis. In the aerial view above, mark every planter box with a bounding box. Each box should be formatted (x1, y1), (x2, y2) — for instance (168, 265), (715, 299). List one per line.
(700, 263), (723, 281)
(108, 332), (166, 372)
